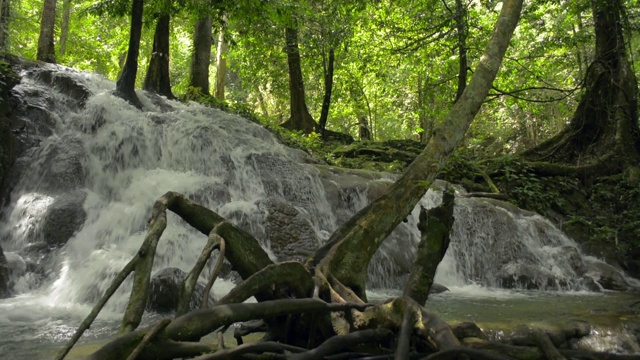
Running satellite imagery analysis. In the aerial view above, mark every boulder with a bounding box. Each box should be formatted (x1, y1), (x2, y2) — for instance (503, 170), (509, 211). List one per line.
(587, 261), (637, 291)
(147, 267), (214, 313)
(260, 198), (318, 262)
(41, 190), (87, 247)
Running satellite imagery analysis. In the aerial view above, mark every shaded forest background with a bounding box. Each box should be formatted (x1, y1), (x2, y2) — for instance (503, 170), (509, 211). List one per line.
(4, 0), (639, 151)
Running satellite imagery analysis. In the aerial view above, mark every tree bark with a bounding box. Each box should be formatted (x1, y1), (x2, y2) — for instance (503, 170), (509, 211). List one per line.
(0, 0), (9, 51)
(58, 0), (71, 57)
(36, 0), (57, 63)
(318, 48), (335, 136)
(403, 188), (455, 306)
(190, 15), (212, 95)
(454, 0), (468, 103)
(312, 0), (524, 299)
(143, 13), (174, 99)
(214, 16), (228, 100)
(115, 0), (144, 109)
(282, 25), (317, 134)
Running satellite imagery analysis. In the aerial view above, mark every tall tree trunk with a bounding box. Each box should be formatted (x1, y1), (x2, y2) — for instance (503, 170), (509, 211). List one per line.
(454, 0), (468, 103)
(358, 116), (371, 141)
(349, 77), (372, 141)
(282, 25), (316, 134)
(58, 0), (71, 57)
(313, 0), (523, 299)
(0, 0), (9, 51)
(115, 0), (144, 109)
(318, 48), (335, 136)
(190, 15), (212, 96)
(524, 0), (640, 175)
(36, 0), (57, 63)
(143, 13), (174, 99)
(214, 16), (228, 100)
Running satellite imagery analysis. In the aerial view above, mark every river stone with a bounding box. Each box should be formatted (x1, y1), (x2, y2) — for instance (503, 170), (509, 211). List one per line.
(41, 190), (87, 247)
(0, 245), (10, 298)
(147, 267), (214, 313)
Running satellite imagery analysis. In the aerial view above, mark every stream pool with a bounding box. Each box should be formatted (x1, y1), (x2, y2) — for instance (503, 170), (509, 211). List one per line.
(1, 286), (638, 359)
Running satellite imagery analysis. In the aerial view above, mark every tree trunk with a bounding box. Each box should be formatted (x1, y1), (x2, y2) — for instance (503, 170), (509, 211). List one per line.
(36, 0), (57, 63)
(282, 25), (317, 134)
(358, 116), (371, 141)
(115, 0), (144, 109)
(0, 0), (9, 51)
(143, 13), (174, 99)
(214, 16), (228, 100)
(58, 0), (71, 57)
(318, 48), (335, 136)
(454, 0), (468, 103)
(312, 0), (524, 299)
(190, 16), (212, 96)
(523, 0), (640, 176)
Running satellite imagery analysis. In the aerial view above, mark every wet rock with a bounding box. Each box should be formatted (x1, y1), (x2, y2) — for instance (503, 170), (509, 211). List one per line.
(587, 261), (636, 291)
(147, 267), (214, 313)
(430, 283), (450, 294)
(0, 245), (10, 298)
(29, 68), (91, 108)
(41, 190), (87, 247)
(33, 135), (87, 192)
(554, 245), (587, 276)
(4, 252), (27, 280)
(260, 198), (318, 262)
(452, 322), (488, 340)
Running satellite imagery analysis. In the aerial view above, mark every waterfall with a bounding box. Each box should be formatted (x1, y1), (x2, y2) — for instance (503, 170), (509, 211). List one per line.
(0, 63), (636, 315)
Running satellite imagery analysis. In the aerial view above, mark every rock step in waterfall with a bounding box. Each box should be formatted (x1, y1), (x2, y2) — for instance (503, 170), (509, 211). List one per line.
(0, 61), (638, 309)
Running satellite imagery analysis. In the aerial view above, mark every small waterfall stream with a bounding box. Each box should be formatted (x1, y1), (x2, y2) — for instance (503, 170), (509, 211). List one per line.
(0, 63), (638, 357)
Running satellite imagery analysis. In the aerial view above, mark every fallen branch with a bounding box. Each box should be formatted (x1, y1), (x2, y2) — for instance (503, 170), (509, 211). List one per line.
(126, 319), (171, 360)
(193, 342), (307, 360)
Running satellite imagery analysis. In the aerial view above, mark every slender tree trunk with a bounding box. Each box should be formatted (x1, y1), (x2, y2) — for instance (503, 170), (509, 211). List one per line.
(359, 117), (371, 141)
(318, 48), (335, 136)
(454, 0), (468, 103)
(282, 25), (316, 134)
(190, 15), (212, 96)
(313, 0), (524, 298)
(115, 0), (144, 109)
(214, 16), (228, 100)
(36, 0), (57, 63)
(0, 0), (9, 51)
(143, 13), (174, 99)
(58, 0), (71, 57)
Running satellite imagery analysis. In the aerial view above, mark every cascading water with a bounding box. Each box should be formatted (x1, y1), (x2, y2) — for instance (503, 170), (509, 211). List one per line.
(0, 63), (638, 357)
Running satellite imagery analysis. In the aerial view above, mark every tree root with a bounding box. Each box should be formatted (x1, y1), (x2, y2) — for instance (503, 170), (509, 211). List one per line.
(289, 328), (394, 360)
(126, 319), (171, 360)
(193, 341), (307, 360)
